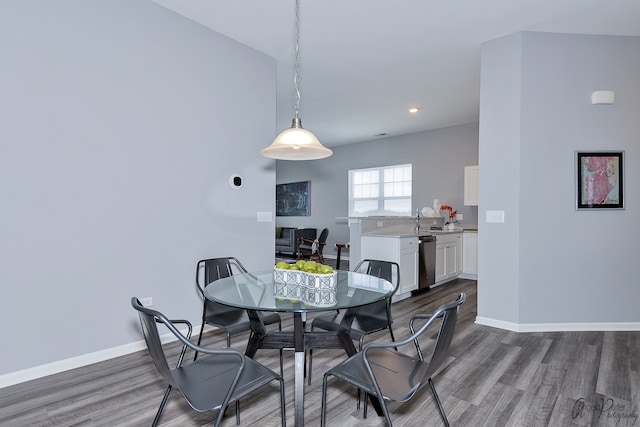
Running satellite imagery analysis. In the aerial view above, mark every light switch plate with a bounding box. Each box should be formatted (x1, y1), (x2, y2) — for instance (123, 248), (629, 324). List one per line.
(486, 210), (505, 223)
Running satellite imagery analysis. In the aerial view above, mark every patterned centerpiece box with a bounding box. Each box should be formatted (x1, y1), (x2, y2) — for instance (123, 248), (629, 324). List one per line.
(273, 267), (337, 306)
(303, 271), (338, 307)
(273, 267), (305, 300)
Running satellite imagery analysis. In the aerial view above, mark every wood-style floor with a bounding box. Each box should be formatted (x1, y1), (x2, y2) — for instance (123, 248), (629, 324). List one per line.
(1, 279), (638, 427)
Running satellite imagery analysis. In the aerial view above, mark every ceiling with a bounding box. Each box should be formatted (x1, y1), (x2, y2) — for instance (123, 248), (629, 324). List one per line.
(151, 0), (640, 147)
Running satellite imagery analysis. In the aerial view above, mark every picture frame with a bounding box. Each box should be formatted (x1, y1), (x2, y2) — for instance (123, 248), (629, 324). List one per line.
(276, 181), (311, 216)
(576, 151), (624, 210)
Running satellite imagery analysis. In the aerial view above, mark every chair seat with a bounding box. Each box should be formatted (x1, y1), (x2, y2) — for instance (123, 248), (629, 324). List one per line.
(204, 313), (251, 336)
(174, 353), (281, 412)
(260, 312), (282, 327)
(204, 309), (281, 336)
(312, 313), (391, 341)
(326, 348), (428, 403)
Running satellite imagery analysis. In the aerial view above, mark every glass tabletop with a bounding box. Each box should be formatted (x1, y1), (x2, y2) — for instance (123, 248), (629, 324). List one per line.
(204, 269), (394, 313)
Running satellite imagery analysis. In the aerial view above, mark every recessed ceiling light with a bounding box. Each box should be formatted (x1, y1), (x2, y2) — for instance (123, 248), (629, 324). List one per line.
(408, 107), (420, 114)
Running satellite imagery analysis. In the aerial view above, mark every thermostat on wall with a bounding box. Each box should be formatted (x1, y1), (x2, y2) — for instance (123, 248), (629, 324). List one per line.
(229, 174), (242, 189)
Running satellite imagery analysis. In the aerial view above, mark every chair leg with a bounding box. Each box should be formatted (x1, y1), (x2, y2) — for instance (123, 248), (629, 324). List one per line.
(356, 337), (365, 410)
(194, 322), (207, 361)
(278, 320), (284, 376)
(389, 326), (398, 351)
(308, 324), (314, 385)
(428, 378), (450, 427)
(320, 373), (330, 427)
(362, 389), (394, 426)
(235, 400), (240, 425)
(152, 385), (172, 427)
(363, 392), (368, 418)
(278, 376), (286, 427)
(307, 349), (314, 385)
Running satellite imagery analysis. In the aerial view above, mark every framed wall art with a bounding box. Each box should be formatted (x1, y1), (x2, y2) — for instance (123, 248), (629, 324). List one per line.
(576, 151), (624, 210)
(276, 181), (311, 216)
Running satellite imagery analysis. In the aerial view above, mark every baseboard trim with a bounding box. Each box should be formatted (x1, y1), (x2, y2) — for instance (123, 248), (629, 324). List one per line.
(0, 325), (194, 389)
(475, 316), (640, 332)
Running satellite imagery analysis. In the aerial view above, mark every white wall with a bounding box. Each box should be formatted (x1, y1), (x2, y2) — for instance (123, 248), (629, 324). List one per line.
(276, 123), (479, 259)
(0, 0), (276, 381)
(478, 32), (640, 329)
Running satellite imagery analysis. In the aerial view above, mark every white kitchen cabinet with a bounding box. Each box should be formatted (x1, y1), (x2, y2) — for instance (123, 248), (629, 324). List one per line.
(434, 232), (462, 285)
(464, 165), (478, 206)
(461, 231), (478, 279)
(361, 235), (418, 296)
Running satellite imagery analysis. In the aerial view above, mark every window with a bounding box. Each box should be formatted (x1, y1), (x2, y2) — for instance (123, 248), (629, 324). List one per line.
(348, 164), (412, 216)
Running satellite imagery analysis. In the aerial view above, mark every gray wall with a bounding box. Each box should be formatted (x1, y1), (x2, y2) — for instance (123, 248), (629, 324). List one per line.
(0, 0), (276, 378)
(276, 123), (479, 259)
(478, 32), (640, 326)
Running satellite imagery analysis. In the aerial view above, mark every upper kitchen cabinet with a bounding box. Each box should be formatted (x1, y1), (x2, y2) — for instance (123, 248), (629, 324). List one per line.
(464, 165), (478, 206)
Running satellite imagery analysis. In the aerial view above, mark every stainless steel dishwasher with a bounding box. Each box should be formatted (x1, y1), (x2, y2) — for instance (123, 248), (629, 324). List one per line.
(418, 235), (436, 290)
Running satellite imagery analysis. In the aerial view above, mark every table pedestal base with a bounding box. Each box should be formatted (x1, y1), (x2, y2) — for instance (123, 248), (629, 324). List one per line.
(244, 310), (383, 426)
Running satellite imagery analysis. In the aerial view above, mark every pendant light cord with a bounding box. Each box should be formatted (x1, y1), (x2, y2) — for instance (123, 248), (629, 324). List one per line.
(260, 0), (332, 159)
(293, 0), (301, 120)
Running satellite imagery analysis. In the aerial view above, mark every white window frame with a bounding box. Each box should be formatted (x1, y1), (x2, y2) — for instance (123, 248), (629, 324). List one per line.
(348, 163), (412, 217)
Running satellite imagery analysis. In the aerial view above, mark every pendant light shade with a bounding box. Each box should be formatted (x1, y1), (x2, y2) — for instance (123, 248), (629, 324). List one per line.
(261, 117), (332, 160)
(261, 0), (332, 161)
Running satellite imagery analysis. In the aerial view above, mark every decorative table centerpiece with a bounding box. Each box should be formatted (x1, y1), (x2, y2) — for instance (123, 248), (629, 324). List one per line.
(273, 260), (337, 306)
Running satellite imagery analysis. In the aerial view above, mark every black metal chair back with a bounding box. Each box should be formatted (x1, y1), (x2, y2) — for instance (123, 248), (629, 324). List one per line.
(135, 298), (180, 389)
(351, 259), (400, 324)
(198, 257), (249, 320)
(307, 259), (400, 386)
(321, 293), (466, 427)
(131, 297), (286, 427)
(194, 257), (283, 372)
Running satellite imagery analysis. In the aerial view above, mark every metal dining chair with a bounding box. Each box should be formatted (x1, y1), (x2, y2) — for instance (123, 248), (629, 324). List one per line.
(194, 257), (282, 373)
(307, 259), (400, 388)
(131, 297), (286, 427)
(321, 293), (466, 427)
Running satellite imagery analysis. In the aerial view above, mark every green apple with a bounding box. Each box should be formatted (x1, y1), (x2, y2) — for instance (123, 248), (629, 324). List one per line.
(295, 260), (306, 269)
(288, 264), (299, 270)
(275, 261), (289, 269)
(319, 265), (333, 274)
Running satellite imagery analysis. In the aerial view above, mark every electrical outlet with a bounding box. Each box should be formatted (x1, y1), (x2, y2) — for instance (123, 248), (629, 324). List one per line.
(139, 297), (153, 306)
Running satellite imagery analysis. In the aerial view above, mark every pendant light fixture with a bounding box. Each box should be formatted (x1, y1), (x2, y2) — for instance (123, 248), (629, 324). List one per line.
(260, 0), (332, 160)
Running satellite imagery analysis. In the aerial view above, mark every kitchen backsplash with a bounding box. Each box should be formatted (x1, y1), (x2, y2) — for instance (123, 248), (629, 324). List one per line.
(360, 216), (445, 235)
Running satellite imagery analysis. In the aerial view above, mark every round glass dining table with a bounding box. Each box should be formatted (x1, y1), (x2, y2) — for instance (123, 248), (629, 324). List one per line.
(204, 269), (394, 426)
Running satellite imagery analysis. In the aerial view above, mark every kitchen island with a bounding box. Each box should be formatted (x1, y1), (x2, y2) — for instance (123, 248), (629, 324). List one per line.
(351, 216), (475, 301)
(360, 233), (421, 298)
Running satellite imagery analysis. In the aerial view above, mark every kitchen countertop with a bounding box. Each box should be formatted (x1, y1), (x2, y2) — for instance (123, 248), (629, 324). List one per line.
(430, 229), (464, 235)
(362, 232), (432, 238)
(363, 227), (477, 237)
